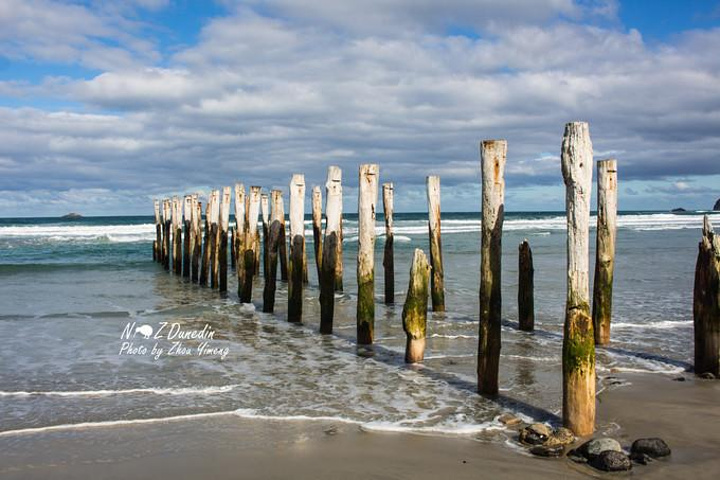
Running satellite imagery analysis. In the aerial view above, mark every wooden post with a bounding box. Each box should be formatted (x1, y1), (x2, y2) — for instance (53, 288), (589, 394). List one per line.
(240, 186), (261, 303)
(561, 121), (595, 436)
(518, 240), (534, 332)
(403, 249), (431, 363)
(383, 183), (394, 304)
(478, 140), (507, 396)
(200, 196), (212, 286)
(183, 195), (192, 278)
(219, 186), (231, 293)
(277, 194), (288, 283)
(230, 227), (236, 270)
(173, 196), (183, 275)
(592, 159), (618, 346)
(263, 190), (283, 312)
(329, 166), (344, 292)
(694, 216), (720, 377)
(209, 189), (220, 288)
(234, 184), (246, 297)
(163, 199), (171, 271)
(427, 176), (445, 312)
(154, 199), (161, 262)
(320, 171), (342, 334)
(357, 164), (379, 345)
(288, 174), (306, 323)
(312, 186), (323, 282)
(254, 229), (261, 276)
(191, 195), (201, 283)
(261, 193), (270, 279)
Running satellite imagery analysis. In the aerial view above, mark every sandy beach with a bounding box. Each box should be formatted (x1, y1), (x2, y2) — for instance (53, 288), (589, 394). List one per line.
(2, 372), (718, 480)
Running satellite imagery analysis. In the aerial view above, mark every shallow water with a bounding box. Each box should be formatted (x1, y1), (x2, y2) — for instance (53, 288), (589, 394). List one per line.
(0, 211), (716, 437)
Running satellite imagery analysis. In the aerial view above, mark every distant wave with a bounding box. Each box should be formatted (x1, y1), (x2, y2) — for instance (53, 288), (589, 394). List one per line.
(611, 320), (691, 330)
(0, 385), (238, 398)
(2, 212), (717, 245)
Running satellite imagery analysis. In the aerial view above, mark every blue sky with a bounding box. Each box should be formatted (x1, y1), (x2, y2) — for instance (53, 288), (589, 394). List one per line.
(0, 0), (719, 215)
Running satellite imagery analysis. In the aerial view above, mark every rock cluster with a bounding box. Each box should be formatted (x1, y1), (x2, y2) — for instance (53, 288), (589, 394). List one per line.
(567, 436), (670, 472)
(518, 424), (575, 457)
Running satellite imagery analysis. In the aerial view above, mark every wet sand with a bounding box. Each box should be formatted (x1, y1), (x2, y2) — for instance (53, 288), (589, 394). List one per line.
(1, 372), (718, 480)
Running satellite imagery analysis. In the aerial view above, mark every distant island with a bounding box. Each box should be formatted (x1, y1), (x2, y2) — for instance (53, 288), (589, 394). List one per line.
(61, 213), (83, 220)
(671, 208), (686, 213)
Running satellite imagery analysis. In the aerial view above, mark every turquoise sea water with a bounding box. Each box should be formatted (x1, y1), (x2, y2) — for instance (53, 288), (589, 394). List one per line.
(0, 211), (717, 438)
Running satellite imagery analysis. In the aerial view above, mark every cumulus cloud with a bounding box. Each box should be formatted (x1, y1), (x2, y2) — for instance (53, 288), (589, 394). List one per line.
(0, 0), (719, 215)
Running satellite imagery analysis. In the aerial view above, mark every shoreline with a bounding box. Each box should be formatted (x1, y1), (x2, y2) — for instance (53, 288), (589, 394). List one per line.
(1, 372), (718, 479)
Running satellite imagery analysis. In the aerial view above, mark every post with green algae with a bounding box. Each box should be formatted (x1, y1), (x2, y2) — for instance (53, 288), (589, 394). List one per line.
(426, 175), (445, 312)
(209, 189), (220, 288)
(163, 199), (171, 271)
(518, 239), (534, 332)
(182, 195), (192, 278)
(478, 139), (507, 396)
(312, 186), (323, 282)
(592, 159), (618, 345)
(191, 195), (201, 283)
(234, 184), (246, 296)
(561, 121), (596, 436)
(403, 249), (431, 363)
(357, 164), (379, 345)
(199, 197), (212, 286)
(320, 168), (342, 334)
(173, 196), (183, 276)
(263, 190), (283, 312)
(288, 174), (306, 323)
(383, 183), (395, 304)
(240, 186), (261, 303)
(218, 187), (231, 293)
(694, 216), (720, 377)
(260, 193), (270, 279)
(153, 199), (161, 262)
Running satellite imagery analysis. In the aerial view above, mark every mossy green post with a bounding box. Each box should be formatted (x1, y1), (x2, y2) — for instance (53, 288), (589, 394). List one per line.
(403, 249), (431, 363)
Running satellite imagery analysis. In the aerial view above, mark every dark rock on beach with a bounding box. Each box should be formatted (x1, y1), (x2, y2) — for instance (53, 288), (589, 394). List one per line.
(590, 450), (632, 472)
(698, 372), (716, 379)
(577, 438), (622, 459)
(631, 438), (671, 458)
(630, 451), (653, 465)
(544, 427), (575, 447)
(519, 423), (552, 445)
(714, 198), (720, 211)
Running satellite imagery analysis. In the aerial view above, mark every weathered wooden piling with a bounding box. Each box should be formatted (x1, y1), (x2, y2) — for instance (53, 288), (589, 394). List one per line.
(234, 184), (246, 297)
(173, 196), (183, 275)
(240, 186), (261, 303)
(320, 171), (342, 334)
(230, 227), (236, 270)
(154, 199), (161, 262)
(427, 176), (445, 312)
(191, 195), (201, 282)
(561, 121), (595, 436)
(288, 174), (306, 323)
(263, 190), (283, 312)
(254, 230), (261, 276)
(403, 249), (431, 363)
(331, 167), (344, 292)
(164, 199), (172, 271)
(357, 164), (379, 345)
(592, 159), (618, 346)
(518, 240), (535, 332)
(200, 197), (212, 286)
(261, 193), (270, 278)
(209, 189), (220, 288)
(383, 183), (394, 304)
(218, 187), (231, 293)
(183, 195), (192, 278)
(312, 186), (323, 281)
(478, 140), (507, 396)
(277, 194), (288, 283)
(694, 216), (720, 377)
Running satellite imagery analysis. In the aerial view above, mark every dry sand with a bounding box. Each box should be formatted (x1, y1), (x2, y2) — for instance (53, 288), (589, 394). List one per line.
(1, 372), (718, 479)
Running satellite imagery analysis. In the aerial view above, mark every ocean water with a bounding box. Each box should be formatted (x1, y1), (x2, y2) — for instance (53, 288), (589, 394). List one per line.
(0, 211), (717, 439)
